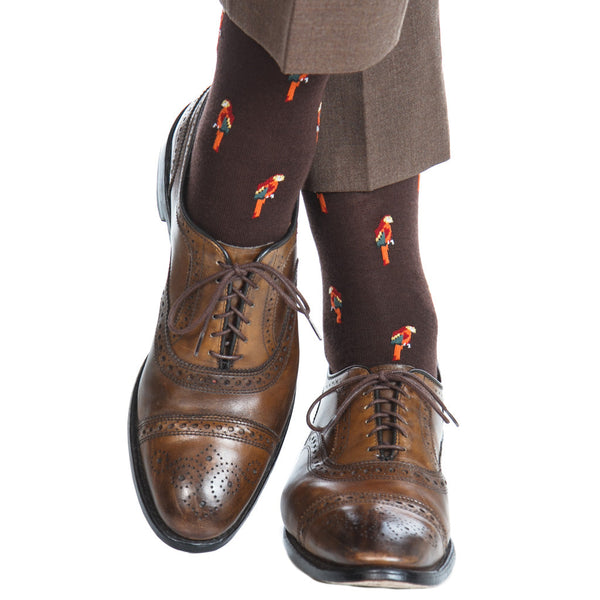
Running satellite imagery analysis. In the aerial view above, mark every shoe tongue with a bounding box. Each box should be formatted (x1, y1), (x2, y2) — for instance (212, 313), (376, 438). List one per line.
(218, 240), (271, 264)
(369, 363), (414, 375)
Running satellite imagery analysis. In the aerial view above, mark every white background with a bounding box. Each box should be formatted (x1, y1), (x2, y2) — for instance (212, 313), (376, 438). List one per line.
(1, 1), (599, 598)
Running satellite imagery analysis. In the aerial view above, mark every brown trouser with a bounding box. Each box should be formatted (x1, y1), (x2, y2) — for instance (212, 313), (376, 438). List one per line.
(220, 0), (450, 192)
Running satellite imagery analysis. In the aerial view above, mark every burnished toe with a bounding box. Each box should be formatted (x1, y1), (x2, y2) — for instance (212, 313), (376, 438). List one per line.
(300, 496), (446, 569)
(142, 435), (270, 541)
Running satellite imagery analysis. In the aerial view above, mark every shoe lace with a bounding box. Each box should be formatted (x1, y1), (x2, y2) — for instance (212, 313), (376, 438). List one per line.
(306, 370), (458, 458)
(167, 260), (319, 361)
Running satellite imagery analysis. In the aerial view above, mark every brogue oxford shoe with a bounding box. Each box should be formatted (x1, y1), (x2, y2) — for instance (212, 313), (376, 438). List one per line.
(281, 364), (458, 587)
(129, 91), (314, 552)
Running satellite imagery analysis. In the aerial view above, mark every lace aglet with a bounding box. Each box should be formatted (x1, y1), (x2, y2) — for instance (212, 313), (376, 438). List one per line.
(443, 409), (459, 428)
(307, 316), (322, 341)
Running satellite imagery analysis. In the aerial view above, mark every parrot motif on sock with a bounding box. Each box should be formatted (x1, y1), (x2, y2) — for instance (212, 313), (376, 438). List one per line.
(212, 99), (234, 152)
(328, 286), (342, 324)
(391, 326), (416, 361)
(316, 102), (322, 142)
(375, 215), (394, 265)
(252, 174), (285, 218)
(286, 74), (309, 102)
(316, 192), (328, 214)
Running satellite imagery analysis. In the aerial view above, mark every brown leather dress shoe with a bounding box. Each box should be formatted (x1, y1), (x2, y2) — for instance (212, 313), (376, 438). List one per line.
(281, 364), (458, 587)
(129, 91), (314, 552)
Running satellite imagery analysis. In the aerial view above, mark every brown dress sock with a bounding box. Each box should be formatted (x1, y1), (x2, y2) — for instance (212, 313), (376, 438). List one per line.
(303, 176), (438, 376)
(185, 14), (328, 246)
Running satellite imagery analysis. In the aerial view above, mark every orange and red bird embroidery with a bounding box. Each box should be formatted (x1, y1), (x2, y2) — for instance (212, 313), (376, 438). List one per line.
(375, 215), (394, 265)
(212, 99), (234, 152)
(316, 192), (328, 214)
(252, 174), (285, 218)
(328, 286), (342, 323)
(391, 326), (416, 362)
(316, 102), (322, 142)
(286, 74), (309, 102)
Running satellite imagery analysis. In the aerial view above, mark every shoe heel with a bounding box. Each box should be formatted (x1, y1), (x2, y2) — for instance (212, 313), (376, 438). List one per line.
(156, 89), (210, 234)
(156, 105), (187, 234)
(156, 140), (170, 229)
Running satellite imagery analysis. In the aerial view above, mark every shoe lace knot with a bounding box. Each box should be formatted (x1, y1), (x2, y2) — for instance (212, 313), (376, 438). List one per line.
(306, 370), (458, 459)
(167, 260), (319, 362)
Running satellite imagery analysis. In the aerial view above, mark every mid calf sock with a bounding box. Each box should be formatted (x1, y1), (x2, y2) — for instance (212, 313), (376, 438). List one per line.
(303, 176), (438, 376)
(185, 14), (328, 246)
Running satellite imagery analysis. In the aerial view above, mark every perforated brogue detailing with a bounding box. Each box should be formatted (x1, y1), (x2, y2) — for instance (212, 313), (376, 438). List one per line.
(151, 201), (300, 386)
(262, 266), (286, 354)
(307, 370), (456, 452)
(148, 444), (265, 520)
(153, 287), (296, 392)
(315, 506), (439, 550)
(298, 493), (447, 548)
(172, 204), (300, 347)
(304, 432), (447, 492)
(169, 95), (206, 189)
(418, 399), (439, 469)
(138, 415), (278, 453)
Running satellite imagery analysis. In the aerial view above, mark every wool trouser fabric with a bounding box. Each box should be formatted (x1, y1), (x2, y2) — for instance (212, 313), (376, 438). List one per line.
(220, 0), (409, 73)
(220, 0), (450, 192)
(185, 14), (328, 245)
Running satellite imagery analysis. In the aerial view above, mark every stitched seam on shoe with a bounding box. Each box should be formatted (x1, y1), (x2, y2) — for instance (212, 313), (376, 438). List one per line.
(138, 416), (278, 450)
(329, 408), (349, 460)
(138, 414), (278, 437)
(256, 240), (297, 356)
(155, 308), (296, 393)
(170, 102), (195, 188)
(139, 431), (275, 452)
(421, 395), (441, 470)
(308, 433), (446, 491)
(177, 97), (204, 185)
(311, 461), (447, 492)
(159, 213), (296, 388)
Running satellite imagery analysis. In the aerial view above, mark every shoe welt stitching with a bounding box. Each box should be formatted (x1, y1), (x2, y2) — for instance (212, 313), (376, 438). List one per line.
(138, 415), (278, 452)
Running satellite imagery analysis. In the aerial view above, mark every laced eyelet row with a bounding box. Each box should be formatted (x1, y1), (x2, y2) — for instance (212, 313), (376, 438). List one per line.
(306, 370), (458, 457)
(167, 258), (318, 361)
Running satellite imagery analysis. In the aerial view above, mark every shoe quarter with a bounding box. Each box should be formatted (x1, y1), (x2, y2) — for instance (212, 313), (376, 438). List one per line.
(166, 209), (229, 366)
(233, 234), (297, 370)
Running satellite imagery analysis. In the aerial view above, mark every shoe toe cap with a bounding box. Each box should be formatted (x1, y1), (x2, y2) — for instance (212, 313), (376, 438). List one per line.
(301, 498), (446, 569)
(141, 434), (270, 542)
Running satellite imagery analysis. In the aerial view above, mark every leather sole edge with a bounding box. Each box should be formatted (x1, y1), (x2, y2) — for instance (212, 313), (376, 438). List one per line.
(283, 529), (455, 588)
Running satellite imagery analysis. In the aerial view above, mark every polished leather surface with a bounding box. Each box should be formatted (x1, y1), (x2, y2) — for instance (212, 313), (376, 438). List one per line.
(281, 364), (453, 570)
(134, 96), (300, 543)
